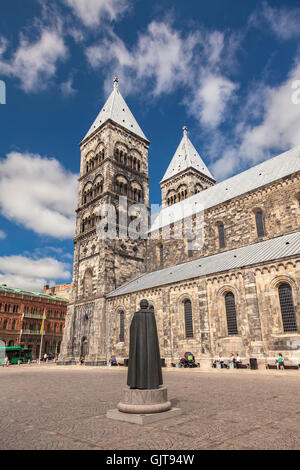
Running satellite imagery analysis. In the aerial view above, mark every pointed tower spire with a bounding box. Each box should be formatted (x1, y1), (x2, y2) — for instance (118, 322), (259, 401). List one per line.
(160, 126), (216, 207)
(161, 127), (215, 183)
(82, 77), (148, 143)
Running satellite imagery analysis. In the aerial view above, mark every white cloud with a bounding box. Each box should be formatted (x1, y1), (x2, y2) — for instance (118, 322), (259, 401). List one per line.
(0, 29), (67, 92)
(239, 62), (300, 163)
(86, 22), (237, 128)
(63, 0), (130, 28)
(0, 152), (77, 238)
(190, 74), (238, 127)
(250, 2), (300, 40)
(211, 61), (300, 179)
(60, 77), (77, 97)
(0, 255), (71, 292)
(0, 230), (6, 240)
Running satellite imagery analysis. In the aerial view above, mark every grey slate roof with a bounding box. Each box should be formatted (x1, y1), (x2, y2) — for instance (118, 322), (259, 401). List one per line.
(151, 145), (300, 231)
(82, 78), (148, 143)
(161, 127), (215, 183)
(107, 231), (300, 298)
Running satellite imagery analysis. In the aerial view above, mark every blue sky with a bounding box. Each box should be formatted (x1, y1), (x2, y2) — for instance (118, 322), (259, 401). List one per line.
(0, 0), (300, 291)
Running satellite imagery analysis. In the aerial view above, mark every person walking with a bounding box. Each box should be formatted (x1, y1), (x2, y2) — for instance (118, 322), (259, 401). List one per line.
(277, 353), (285, 370)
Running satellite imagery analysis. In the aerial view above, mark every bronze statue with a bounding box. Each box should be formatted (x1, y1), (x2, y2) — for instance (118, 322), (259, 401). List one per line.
(127, 299), (163, 389)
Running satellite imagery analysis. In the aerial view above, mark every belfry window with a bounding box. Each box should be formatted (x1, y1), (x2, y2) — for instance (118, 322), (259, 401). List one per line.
(225, 292), (238, 335)
(278, 283), (298, 333)
(255, 210), (265, 237)
(184, 300), (193, 338)
(119, 311), (125, 342)
(218, 223), (225, 249)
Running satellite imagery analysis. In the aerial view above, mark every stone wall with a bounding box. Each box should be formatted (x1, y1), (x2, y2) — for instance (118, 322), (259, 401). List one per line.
(106, 255), (300, 366)
(147, 173), (300, 272)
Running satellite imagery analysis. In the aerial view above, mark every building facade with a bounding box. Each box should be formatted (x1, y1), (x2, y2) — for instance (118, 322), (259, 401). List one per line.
(43, 283), (72, 301)
(0, 285), (68, 359)
(59, 78), (300, 368)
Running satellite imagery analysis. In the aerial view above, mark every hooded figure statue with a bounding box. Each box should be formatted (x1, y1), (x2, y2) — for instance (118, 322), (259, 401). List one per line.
(127, 299), (163, 389)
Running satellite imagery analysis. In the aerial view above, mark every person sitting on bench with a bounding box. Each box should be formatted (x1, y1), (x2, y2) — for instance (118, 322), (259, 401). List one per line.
(235, 353), (242, 368)
(110, 355), (117, 366)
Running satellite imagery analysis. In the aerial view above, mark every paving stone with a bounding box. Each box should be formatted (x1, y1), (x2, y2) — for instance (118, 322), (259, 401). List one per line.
(0, 365), (299, 450)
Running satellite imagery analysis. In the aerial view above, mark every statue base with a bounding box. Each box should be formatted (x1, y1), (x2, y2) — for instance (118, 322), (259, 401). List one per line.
(117, 385), (171, 414)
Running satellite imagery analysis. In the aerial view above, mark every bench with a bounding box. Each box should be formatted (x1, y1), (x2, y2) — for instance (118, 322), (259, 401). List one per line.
(171, 362), (200, 368)
(213, 362), (249, 369)
(266, 364), (299, 370)
(236, 363), (249, 369)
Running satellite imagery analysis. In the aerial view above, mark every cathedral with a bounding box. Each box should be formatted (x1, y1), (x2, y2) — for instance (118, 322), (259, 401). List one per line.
(58, 78), (300, 368)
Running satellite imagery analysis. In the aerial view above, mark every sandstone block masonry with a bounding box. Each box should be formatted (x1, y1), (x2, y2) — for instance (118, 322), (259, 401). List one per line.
(58, 80), (300, 367)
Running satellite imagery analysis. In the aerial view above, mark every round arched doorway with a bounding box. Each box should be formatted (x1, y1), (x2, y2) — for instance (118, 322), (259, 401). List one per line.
(80, 337), (88, 358)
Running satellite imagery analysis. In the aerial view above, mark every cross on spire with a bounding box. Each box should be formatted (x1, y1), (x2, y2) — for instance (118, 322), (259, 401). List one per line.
(183, 125), (188, 137)
(113, 76), (119, 89)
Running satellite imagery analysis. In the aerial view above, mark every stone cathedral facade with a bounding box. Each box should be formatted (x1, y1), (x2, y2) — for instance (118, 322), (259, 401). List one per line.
(59, 78), (300, 368)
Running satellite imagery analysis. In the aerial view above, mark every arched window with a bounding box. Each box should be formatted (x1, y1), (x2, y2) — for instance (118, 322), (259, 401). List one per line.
(255, 210), (265, 237)
(83, 269), (93, 297)
(278, 283), (298, 332)
(119, 311), (125, 342)
(184, 300), (193, 338)
(218, 223), (225, 249)
(225, 292), (238, 335)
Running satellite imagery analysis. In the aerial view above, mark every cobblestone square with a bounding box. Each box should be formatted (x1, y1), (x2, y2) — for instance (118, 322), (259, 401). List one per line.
(0, 365), (299, 450)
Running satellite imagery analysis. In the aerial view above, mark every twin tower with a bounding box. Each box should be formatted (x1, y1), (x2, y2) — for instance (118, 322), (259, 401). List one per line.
(59, 78), (215, 365)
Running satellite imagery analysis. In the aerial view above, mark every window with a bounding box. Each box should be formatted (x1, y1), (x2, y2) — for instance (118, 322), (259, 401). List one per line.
(218, 223), (225, 249)
(159, 244), (163, 268)
(83, 269), (93, 297)
(225, 292), (238, 335)
(255, 210), (265, 237)
(184, 300), (193, 338)
(119, 311), (125, 342)
(278, 283), (298, 333)
(3, 319), (7, 329)
(12, 320), (16, 330)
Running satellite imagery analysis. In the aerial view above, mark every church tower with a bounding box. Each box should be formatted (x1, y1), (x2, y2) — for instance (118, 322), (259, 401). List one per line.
(160, 126), (215, 207)
(59, 78), (150, 365)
